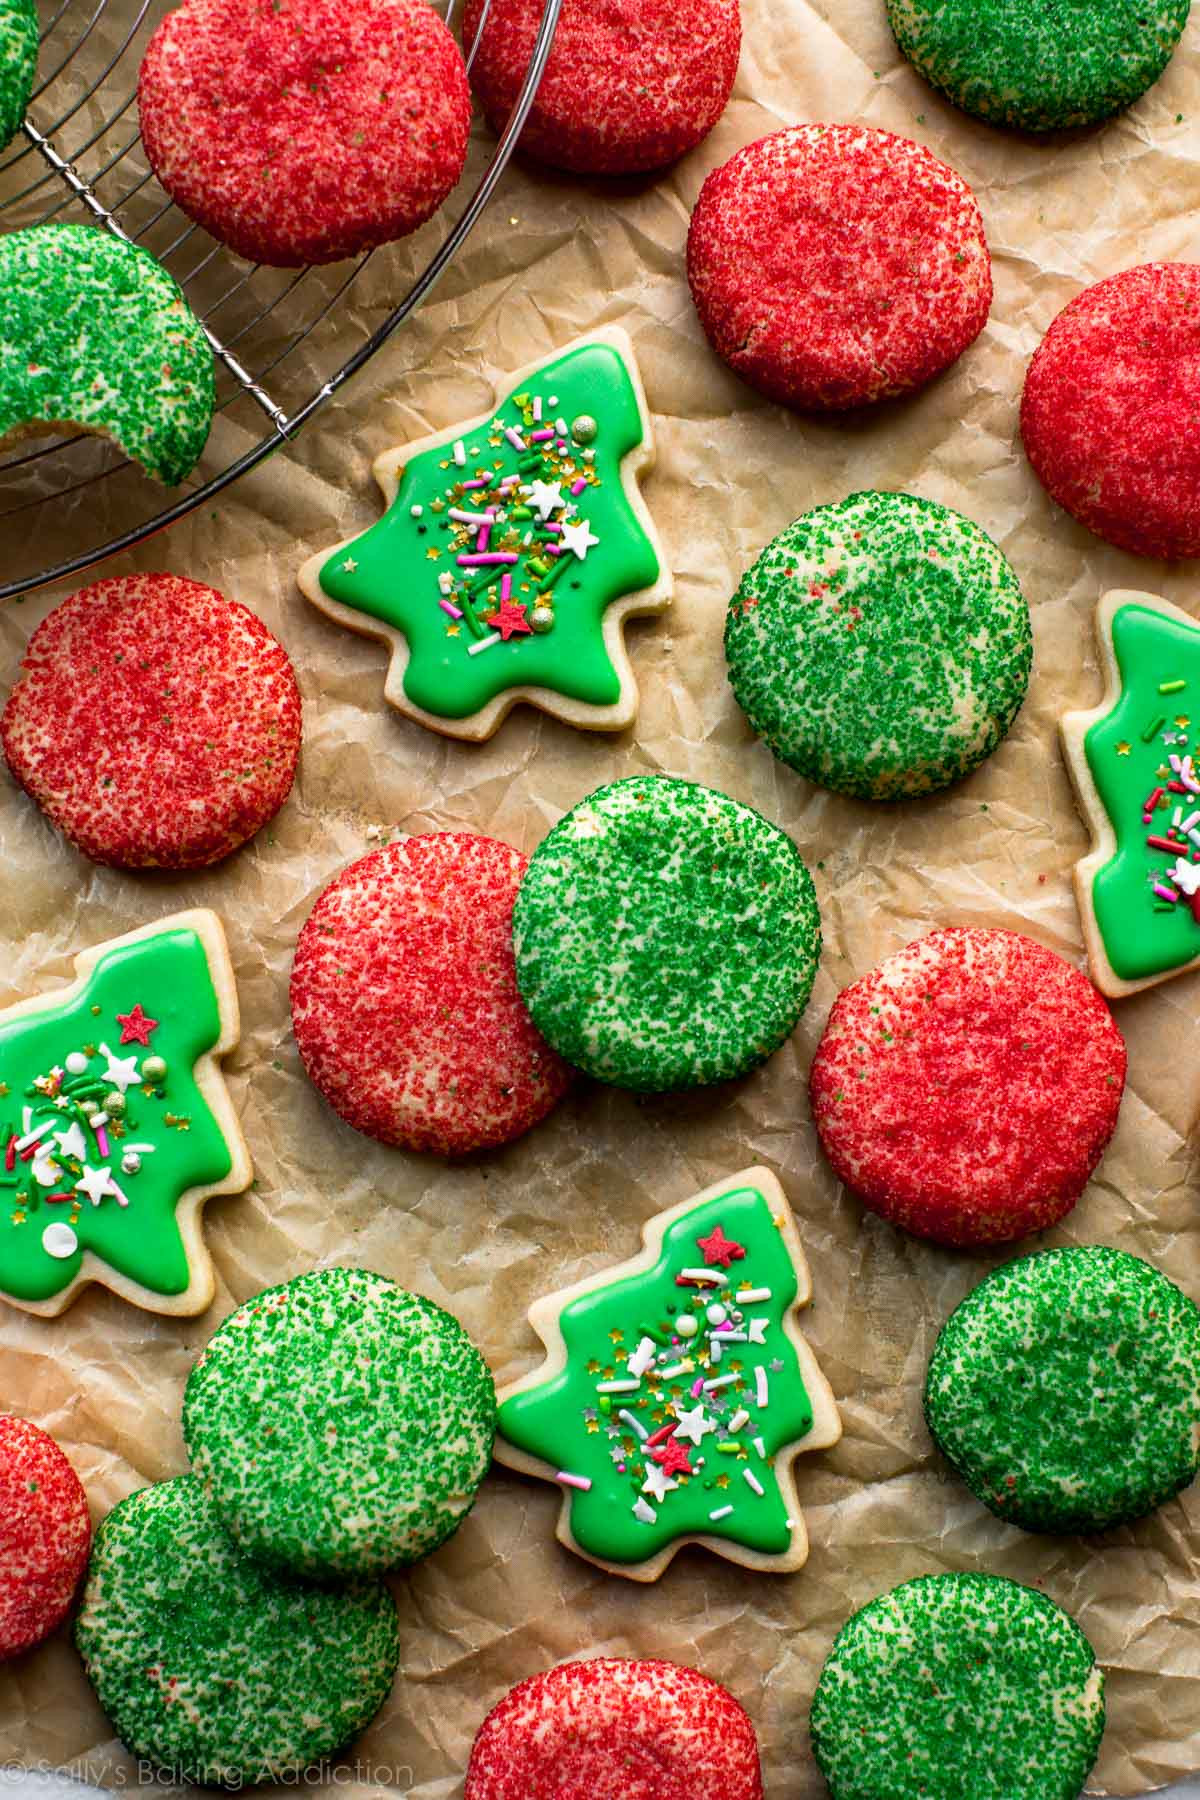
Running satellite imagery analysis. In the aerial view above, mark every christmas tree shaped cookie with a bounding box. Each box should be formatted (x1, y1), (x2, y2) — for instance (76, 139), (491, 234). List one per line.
(1063, 590), (1200, 996)
(298, 327), (672, 741)
(494, 1167), (841, 1582)
(0, 910), (252, 1317)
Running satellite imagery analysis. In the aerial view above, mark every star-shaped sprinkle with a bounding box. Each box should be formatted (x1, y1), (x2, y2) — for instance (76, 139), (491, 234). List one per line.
(1173, 859), (1200, 896)
(652, 1437), (694, 1479)
(116, 1004), (159, 1047)
(75, 1164), (121, 1208)
(642, 1464), (679, 1503)
(697, 1224), (746, 1268)
(484, 600), (532, 641)
(560, 518), (600, 560)
(1116, 742), (1131, 756)
(98, 1045), (141, 1094)
(671, 1402), (716, 1446)
(54, 1122), (88, 1162)
(525, 478), (564, 521)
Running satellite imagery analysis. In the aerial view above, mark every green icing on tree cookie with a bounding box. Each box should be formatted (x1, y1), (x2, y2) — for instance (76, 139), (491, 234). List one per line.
(313, 339), (661, 720)
(0, 926), (234, 1304)
(498, 1181), (818, 1567)
(1081, 600), (1200, 983)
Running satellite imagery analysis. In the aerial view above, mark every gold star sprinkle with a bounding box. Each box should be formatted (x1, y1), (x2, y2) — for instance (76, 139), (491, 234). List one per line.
(1178, 716), (1192, 729)
(585, 1418), (600, 1434)
(1116, 741), (1132, 756)
(426, 547), (441, 561)
(445, 625), (461, 639)
(586, 1359), (601, 1374)
(716, 1473), (731, 1490)
(609, 1328), (624, 1343)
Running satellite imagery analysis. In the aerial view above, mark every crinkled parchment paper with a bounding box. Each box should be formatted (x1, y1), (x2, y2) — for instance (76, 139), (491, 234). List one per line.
(3, 0), (1200, 1792)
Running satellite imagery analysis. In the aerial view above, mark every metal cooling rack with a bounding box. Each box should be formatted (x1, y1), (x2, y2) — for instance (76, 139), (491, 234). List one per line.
(0, 0), (562, 600)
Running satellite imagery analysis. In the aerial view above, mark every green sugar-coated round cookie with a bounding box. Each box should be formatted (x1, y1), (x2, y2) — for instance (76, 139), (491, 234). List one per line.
(183, 1266), (497, 1579)
(512, 774), (821, 1091)
(724, 492), (1032, 801)
(74, 1477), (399, 1787)
(925, 1247), (1200, 1534)
(811, 1573), (1105, 1800)
(0, 224), (214, 485)
(886, 0), (1190, 132)
(0, 0), (36, 151)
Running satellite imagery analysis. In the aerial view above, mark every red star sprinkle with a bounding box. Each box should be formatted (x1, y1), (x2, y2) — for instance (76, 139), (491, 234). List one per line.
(652, 1438), (693, 1479)
(696, 1224), (746, 1268)
(484, 599), (532, 641)
(116, 1004), (159, 1047)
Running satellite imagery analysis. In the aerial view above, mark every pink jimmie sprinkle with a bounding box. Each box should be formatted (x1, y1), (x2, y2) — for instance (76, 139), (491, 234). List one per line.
(462, 477), (488, 490)
(476, 526), (491, 553)
(691, 1378), (705, 1398)
(440, 600), (464, 620)
(505, 427), (527, 451)
(543, 521), (563, 534)
(457, 552), (519, 567)
(96, 1127), (111, 1157)
(501, 572), (513, 602)
(498, 475), (521, 492)
(570, 476), (588, 495)
(555, 1471), (592, 1491)
(1154, 883), (1180, 903)
(529, 427), (556, 442)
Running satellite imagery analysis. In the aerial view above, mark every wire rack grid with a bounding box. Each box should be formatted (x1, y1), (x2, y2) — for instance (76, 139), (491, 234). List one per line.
(0, 0), (563, 601)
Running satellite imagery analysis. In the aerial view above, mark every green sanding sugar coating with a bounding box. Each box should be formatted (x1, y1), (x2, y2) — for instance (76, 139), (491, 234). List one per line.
(512, 774), (821, 1092)
(926, 1247), (1200, 1535)
(183, 1266), (497, 1579)
(887, 0), (1190, 132)
(811, 1573), (1105, 1800)
(74, 1476), (399, 1788)
(0, 224), (214, 484)
(725, 491), (1032, 801)
(0, 0), (36, 151)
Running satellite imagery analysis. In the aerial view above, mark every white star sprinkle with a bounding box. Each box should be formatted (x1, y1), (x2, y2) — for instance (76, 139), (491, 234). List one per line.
(671, 1403), (716, 1446)
(75, 1164), (117, 1207)
(641, 1463), (679, 1503)
(54, 1122), (88, 1162)
(559, 517), (600, 561)
(98, 1044), (141, 1094)
(525, 478), (564, 522)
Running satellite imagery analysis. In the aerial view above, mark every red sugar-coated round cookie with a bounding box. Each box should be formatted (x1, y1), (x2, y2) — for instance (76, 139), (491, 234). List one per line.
(138, 0), (471, 267)
(290, 833), (571, 1156)
(810, 927), (1126, 1249)
(465, 1658), (763, 1800)
(0, 1415), (91, 1660)
(462, 0), (740, 175)
(1021, 263), (1200, 560)
(1, 573), (301, 869)
(687, 124), (992, 411)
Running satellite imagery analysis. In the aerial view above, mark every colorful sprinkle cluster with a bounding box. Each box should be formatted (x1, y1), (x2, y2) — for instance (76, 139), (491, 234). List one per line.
(498, 1183), (816, 1565)
(1117, 680), (1200, 922)
(345, 392), (602, 656)
(1, 1003), (174, 1265)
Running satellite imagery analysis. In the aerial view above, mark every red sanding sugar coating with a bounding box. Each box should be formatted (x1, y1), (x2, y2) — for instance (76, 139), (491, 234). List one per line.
(465, 1658), (763, 1800)
(138, 0), (471, 267)
(810, 927), (1126, 1249)
(290, 833), (572, 1156)
(0, 573), (301, 870)
(687, 124), (991, 411)
(0, 1415), (91, 1660)
(1021, 263), (1200, 560)
(462, 0), (740, 175)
